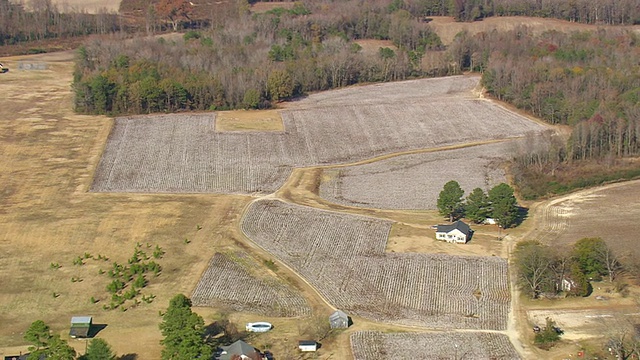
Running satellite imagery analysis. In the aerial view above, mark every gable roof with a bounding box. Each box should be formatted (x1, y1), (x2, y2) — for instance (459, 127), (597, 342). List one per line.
(219, 340), (258, 360)
(329, 310), (348, 321)
(71, 316), (92, 324)
(436, 221), (471, 236)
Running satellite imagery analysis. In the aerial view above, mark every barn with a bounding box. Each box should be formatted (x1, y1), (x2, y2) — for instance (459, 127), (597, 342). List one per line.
(69, 316), (92, 338)
(329, 310), (349, 329)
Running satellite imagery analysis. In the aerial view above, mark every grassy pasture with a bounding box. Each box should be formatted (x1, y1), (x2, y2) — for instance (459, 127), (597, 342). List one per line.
(0, 51), (258, 357)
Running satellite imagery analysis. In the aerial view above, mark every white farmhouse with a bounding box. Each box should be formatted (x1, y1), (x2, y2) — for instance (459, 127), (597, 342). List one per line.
(435, 221), (472, 244)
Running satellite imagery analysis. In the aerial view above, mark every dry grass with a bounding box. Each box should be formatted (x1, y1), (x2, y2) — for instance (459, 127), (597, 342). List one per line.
(427, 16), (640, 45)
(250, 1), (294, 13)
(0, 51), (274, 358)
(48, 0), (121, 13)
(215, 110), (284, 132)
(530, 179), (640, 263)
(353, 39), (397, 57)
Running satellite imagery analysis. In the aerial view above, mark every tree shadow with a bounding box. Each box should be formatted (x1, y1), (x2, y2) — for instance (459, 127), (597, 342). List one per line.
(117, 354), (138, 360)
(88, 324), (107, 338)
(204, 320), (248, 347)
(0, 68), (8, 73)
(515, 206), (529, 227)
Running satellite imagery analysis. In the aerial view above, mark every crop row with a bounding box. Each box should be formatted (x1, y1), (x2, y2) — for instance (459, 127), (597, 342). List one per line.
(350, 331), (521, 360)
(319, 141), (510, 210)
(241, 200), (510, 330)
(191, 253), (311, 317)
(91, 76), (544, 194)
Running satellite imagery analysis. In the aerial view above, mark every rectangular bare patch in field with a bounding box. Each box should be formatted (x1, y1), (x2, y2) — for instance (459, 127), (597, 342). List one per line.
(215, 110), (284, 132)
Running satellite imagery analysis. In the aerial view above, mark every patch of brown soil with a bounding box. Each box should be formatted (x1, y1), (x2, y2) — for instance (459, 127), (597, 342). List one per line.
(427, 16), (640, 45)
(215, 110), (284, 132)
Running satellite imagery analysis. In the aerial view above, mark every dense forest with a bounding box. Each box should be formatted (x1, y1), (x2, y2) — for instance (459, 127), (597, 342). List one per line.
(463, 28), (640, 199)
(73, 0), (445, 114)
(0, 0), (122, 46)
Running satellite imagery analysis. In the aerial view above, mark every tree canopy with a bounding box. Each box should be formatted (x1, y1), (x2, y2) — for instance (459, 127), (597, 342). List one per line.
(80, 338), (116, 360)
(488, 183), (519, 228)
(514, 241), (554, 298)
(437, 180), (465, 222)
(160, 294), (212, 360)
(465, 187), (490, 223)
(572, 237), (621, 282)
(24, 320), (75, 360)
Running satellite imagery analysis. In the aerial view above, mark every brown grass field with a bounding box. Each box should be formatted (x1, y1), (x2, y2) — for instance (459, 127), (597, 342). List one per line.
(427, 16), (640, 45)
(215, 110), (284, 132)
(48, 0), (121, 13)
(0, 51), (331, 358)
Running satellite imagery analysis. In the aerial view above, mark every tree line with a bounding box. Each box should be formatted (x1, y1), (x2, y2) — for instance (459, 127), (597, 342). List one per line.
(444, 27), (639, 199)
(73, 0), (445, 114)
(0, 0), (123, 46)
(436, 181), (520, 228)
(400, 0), (640, 24)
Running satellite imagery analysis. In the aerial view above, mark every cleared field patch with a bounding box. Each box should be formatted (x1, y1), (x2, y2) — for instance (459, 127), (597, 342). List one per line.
(191, 252), (311, 317)
(241, 199), (510, 330)
(215, 110), (284, 132)
(319, 141), (510, 210)
(532, 180), (640, 264)
(351, 331), (521, 360)
(49, 0), (120, 13)
(91, 76), (545, 194)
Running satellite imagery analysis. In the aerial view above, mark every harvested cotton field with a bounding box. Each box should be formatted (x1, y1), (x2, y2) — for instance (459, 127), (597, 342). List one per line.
(350, 331), (521, 360)
(241, 199), (510, 330)
(319, 141), (510, 210)
(191, 253), (311, 317)
(91, 76), (545, 194)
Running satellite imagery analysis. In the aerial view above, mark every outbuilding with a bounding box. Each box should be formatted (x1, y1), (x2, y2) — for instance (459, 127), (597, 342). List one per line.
(298, 340), (318, 352)
(329, 310), (349, 329)
(435, 220), (472, 244)
(217, 340), (261, 360)
(69, 316), (92, 338)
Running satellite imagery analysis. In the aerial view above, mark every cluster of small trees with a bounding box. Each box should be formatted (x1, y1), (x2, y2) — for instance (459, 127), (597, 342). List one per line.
(437, 181), (519, 228)
(514, 237), (622, 299)
(24, 320), (116, 360)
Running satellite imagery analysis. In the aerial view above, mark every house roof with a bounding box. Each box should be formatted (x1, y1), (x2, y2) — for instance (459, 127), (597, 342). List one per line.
(298, 340), (317, 346)
(71, 316), (92, 324)
(219, 340), (258, 360)
(329, 310), (348, 321)
(436, 221), (471, 236)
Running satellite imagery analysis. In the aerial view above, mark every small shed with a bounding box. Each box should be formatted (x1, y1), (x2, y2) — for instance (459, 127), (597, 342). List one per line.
(69, 316), (92, 338)
(298, 340), (318, 352)
(329, 310), (349, 329)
